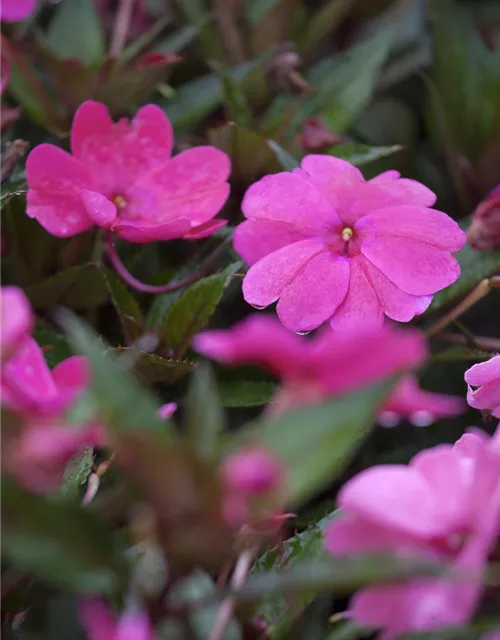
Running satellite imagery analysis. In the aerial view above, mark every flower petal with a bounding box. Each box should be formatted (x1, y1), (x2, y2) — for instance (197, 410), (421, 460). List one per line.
(234, 218), (312, 265)
(329, 257), (383, 331)
(80, 190), (117, 229)
(242, 238), (325, 309)
(183, 218), (227, 240)
(361, 256), (432, 322)
(242, 170), (339, 231)
(464, 355), (500, 386)
(467, 382), (500, 416)
(127, 146), (230, 226)
(277, 251), (350, 332)
(1, 286), (33, 362)
(51, 356), (90, 395)
(26, 144), (95, 237)
(299, 155), (364, 216)
(1, 0), (36, 22)
(357, 205), (465, 251)
(339, 466), (446, 537)
(361, 235), (461, 296)
(71, 101), (174, 194)
(352, 177), (437, 212)
(113, 218), (192, 244)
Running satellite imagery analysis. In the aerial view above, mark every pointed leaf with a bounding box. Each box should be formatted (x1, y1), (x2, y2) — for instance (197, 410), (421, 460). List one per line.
(329, 143), (403, 166)
(26, 265), (109, 310)
(100, 269), (144, 343)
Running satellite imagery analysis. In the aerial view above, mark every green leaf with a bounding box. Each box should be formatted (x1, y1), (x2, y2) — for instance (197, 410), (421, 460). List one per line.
(164, 57), (265, 132)
(158, 266), (238, 358)
(18, 591), (87, 640)
(218, 380), (276, 407)
(45, 0), (105, 67)
(2, 478), (127, 593)
(229, 380), (394, 506)
(208, 123), (297, 184)
(61, 313), (166, 434)
(299, 0), (355, 54)
(167, 569), (242, 640)
(33, 322), (72, 368)
(26, 265), (109, 310)
(326, 621), (373, 640)
(109, 348), (195, 385)
(60, 447), (95, 500)
(231, 554), (446, 604)
(185, 362), (225, 460)
(100, 269), (144, 343)
(429, 242), (500, 311)
(329, 143), (403, 166)
(432, 346), (491, 364)
(246, 0), (284, 23)
(280, 594), (334, 640)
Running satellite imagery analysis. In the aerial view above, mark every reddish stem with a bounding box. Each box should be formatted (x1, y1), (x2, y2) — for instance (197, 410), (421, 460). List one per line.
(106, 231), (229, 295)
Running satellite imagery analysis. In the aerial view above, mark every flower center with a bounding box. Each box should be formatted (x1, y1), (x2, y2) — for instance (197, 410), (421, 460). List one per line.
(341, 227), (353, 242)
(113, 195), (128, 209)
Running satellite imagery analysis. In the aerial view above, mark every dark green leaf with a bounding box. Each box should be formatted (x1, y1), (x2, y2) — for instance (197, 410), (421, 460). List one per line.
(432, 346), (491, 364)
(325, 621), (373, 640)
(100, 268), (144, 343)
(229, 380), (393, 506)
(281, 594), (334, 640)
(429, 243), (500, 311)
(61, 313), (166, 433)
(214, 64), (254, 127)
(2, 478), (127, 593)
(218, 380), (276, 407)
(60, 447), (95, 500)
(33, 323), (73, 368)
(45, 0), (105, 66)
(154, 24), (205, 55)
(185, 362), (225, 460)
(329, 143), (403, 166)
(18, 591), (87, 640)
(26, 265), (109, 310)
(109, 349), (195, 385)
(299, 0), (355, 54)
(158, 265), (238, 358)
(231, 554), (446, 604)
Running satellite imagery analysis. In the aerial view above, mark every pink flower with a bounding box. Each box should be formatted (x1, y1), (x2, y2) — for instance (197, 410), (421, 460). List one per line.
(465, 355), (500, 418)
(194, 315), (427, 416)
(467, 185), (500, 250)
(2, 337), (89, 417)
(234, 157), (465, 332)
(1, 0), (36, 22)
(157, 402), (177, 420)
(26, 100), (230, 243)
(378, 375), (466, 428)
(324, 426), (500, 639)
(0, 286), (33, 362)
(5, 421), (104, 492)
(78, 598), (155, 640)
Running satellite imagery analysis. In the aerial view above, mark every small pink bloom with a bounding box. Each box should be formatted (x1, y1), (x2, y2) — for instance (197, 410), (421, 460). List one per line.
(194, 314), (427, 416)
(0, 286), (33, 362)
(1, 0), (36, 22)
(299, 118), (344, 152)
(78, 598), (154, 640)
(468, 185), (500, 250)
(26, 100), (230, 243)
(324, 426), (500, 639)
(465, 354), (500, 418)
(6, 421), (104, 492)
(234, 156), (465, 332)
(222, 447), (284, 495)
(157, 402), (177, 420)
(2, 337), (89, 417)
(378, 375), (466, 427)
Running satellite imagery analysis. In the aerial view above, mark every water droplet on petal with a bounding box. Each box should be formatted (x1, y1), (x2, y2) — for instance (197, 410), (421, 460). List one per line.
(410, 410), (435, 427)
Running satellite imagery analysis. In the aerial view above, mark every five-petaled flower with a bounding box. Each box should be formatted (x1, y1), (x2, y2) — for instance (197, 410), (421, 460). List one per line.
(26, 100), (231, 243)
(465, 354), (500, 418)
(234, 156), (466, 332)
(324, 425), (500, 639)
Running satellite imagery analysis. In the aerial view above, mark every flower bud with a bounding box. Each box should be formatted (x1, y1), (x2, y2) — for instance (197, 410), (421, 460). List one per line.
(221, 447), (283, 495)
(467, 185), (500, 250)
(300, 118), (345, 152)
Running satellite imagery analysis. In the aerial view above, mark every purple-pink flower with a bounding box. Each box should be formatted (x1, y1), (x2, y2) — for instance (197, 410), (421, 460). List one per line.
(465, 355), (500, 418)
(1, 0), (36, 22)
(78, 599), (155, 640)
(26, 100), (230, 243)
(324, 426), (500, 639)
(234, 157), (466, 332)
(0, 286), (33, 362)
(2, 337), (89, 418)
(193, 314), (427, 416)
(379, 375), (466, 428)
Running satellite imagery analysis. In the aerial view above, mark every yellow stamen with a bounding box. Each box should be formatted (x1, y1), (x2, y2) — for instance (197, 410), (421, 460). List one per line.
(113, 195), (127, 209)
(341, 227), (353, 242)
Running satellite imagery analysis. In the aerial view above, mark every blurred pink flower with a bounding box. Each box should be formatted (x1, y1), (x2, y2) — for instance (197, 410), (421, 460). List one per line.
(324, 426), (500, 639)
(26, 100), (230, 243)
(157, 402), (177, 420)
(2, 337), (89, 417)
(194, 314), (427, 416)
(378, 375), (466, 428)
(234, 157), (465, 332)
(6, 421), (104, 492)
(465, 355), (500, 418)
(79, 598), (154, 640)
(0, 286), (33, 362)
(467, 185), (500, 251)
(1, 0), (36, 22)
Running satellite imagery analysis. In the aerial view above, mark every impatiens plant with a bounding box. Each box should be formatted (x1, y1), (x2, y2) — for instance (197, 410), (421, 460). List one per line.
(1, 1), (500, 639)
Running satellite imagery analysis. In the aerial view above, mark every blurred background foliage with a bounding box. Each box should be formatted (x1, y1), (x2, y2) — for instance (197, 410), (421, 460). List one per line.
(2, 0), (500, 638)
